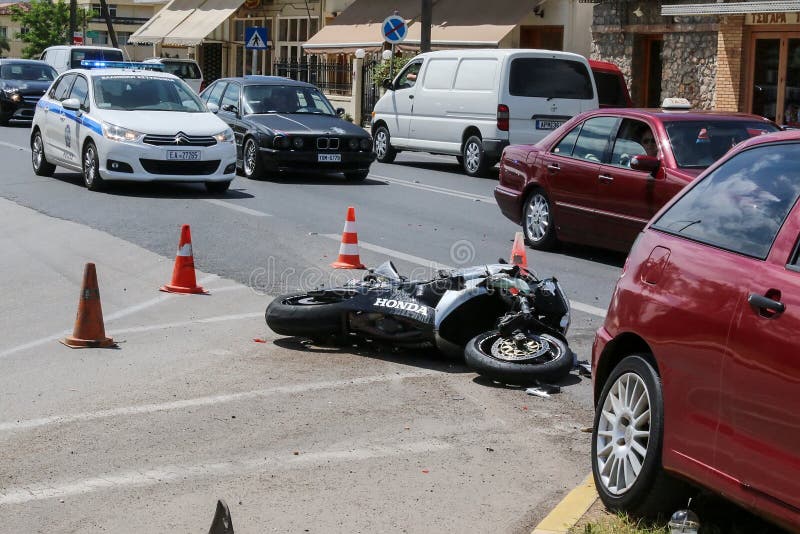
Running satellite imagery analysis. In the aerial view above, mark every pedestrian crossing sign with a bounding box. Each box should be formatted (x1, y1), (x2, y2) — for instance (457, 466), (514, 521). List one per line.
(245, 27), (268, 50)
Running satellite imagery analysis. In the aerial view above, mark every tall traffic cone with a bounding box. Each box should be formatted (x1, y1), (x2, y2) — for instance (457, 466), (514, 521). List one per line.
(510, 231), (528, 271)
(160, 224), (208, 294)
(331, 206), (366, 269)
(60, 263), (116, 348)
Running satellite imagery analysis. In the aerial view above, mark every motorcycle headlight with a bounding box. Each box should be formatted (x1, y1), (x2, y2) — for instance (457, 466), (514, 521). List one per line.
(102, 122), (144, 143)
(214, 128), (234, 143)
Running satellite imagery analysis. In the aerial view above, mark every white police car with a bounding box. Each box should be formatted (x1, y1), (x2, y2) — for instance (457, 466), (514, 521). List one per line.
(30, 61), (236, 192)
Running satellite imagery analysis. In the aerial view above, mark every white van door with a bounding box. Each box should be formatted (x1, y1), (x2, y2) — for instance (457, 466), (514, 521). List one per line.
(407, 57), (458, 151)
(389, 60), (423, 145)
(503, 56), (597, 145)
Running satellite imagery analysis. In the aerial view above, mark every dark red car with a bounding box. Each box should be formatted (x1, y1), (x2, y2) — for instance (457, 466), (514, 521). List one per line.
(591, 129), (800, 531)
(589, 60), (633, 108)
(494, 107), (779, 252)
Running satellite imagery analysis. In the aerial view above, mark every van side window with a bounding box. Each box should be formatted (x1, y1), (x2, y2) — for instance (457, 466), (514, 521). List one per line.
(509, 58), (593, 100)
(454, 59), (498, 91)
(395, 61), (421, 90)
(422, 59), (457, 90)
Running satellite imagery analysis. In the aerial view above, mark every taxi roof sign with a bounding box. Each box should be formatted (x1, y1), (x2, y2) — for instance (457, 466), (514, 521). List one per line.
(80, 60), (165, 71)
(661, 97), (692, 110)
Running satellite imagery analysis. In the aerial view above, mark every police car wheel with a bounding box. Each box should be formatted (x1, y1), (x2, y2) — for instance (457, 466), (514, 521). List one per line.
(205, 181), (231, 194)
(242, 137), (265, 180)
(31, 130), (55, 177)
(83, 141), (105, 191)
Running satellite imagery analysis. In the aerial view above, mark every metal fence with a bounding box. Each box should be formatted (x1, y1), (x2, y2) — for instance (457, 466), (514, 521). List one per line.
(272, 60), (352, 96)
(361, 59), (379, 127)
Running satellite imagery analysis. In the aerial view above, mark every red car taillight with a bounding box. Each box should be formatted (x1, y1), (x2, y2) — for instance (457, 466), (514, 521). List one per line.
(497, 104), (509, 131)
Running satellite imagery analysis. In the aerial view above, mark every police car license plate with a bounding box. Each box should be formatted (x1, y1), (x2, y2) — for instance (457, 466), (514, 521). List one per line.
(318, 153), (341, 162)
(535, 119), (565, 130)
(167, 150), (201, 161)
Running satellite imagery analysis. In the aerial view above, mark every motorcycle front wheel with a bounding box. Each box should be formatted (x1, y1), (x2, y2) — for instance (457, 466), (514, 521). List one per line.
(464, 330), (572, 384)
(265, 292), (352, 339)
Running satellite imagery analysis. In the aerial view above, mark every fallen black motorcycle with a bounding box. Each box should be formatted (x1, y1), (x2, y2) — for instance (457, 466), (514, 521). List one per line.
(266, 261), (574, 384)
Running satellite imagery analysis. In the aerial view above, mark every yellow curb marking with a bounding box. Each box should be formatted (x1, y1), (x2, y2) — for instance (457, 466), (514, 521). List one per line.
(532, 473), (598, 534)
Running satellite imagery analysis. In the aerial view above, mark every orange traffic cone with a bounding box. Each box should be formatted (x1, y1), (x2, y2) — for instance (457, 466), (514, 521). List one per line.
(60, 263), (116, 348)
(160, 224), (208, 294)
(331, 206), (366, 269)
(510, 231), (528, 271)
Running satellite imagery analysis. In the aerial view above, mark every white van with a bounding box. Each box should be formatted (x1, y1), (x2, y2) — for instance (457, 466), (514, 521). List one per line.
(143, 58), (204, 93)
(371, 49), (599, 176)
(40, 45), (125, 74)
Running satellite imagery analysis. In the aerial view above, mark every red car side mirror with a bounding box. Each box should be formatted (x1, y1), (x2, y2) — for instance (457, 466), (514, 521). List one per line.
(631, 155), (660, 174)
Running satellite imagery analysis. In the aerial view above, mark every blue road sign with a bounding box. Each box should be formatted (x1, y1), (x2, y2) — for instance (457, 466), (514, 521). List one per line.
(382, 15), (407, 44)
(245, 27), (268, 50)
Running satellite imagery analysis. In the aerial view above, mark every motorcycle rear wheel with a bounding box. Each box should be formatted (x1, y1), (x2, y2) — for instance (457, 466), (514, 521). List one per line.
(265, 292), (350, 338)
(464, 330), (572, 384)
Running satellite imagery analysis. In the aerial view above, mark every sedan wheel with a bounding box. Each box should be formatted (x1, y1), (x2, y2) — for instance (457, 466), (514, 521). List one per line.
(243, 138), (265, 179)
(31, 131), (55, 177)
(83, 141), (105, 191)
(524, 191), (556, 250)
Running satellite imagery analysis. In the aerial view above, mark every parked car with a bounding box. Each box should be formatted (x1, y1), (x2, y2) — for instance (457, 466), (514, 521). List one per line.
(494, 102), (779, 252)
(201, 76), (375, 181)
(143, 58), (204, 93)
(371, 48), (599, 177)
(40, 45), (125, 73)
(31, 62), (236, 192)
(589, 59), (633, 108)
(591, 129), (800, 532)
(0, 59), (58, 125)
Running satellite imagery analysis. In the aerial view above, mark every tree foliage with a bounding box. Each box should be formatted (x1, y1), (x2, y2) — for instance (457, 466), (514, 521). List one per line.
(10, 0), (70, 58)
(371, 56), (413, 84)
(0, 35), (10, 58)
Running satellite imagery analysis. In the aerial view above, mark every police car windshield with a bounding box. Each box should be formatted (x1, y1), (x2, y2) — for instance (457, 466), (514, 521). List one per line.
(92, 75), (206, 112)
(0, 63), (57, 81)
(242, 85), (335, 115)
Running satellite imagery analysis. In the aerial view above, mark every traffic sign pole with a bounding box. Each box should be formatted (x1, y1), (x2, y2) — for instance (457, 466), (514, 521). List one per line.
(389, 44), (395, 80)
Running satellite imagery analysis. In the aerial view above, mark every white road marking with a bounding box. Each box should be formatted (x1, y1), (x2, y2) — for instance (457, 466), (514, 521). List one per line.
(0, 439), (452, 504)
(370, 173), (497, 204)
(108, 311), (262, 336)
(0, 140), (28, 152)
(0, 274), (228, 360)
(320, 235), (606, 318)
(0, 370), (438, 433)
(202, 198), (271, 217)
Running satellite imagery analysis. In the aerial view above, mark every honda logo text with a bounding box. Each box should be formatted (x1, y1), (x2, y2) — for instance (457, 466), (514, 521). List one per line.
(373, 298), (429, 317)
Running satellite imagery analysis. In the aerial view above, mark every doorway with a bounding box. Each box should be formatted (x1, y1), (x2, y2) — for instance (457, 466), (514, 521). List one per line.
(749, 33), (800, 126)
(640, 35), (663, 107)
(520, 26), (564, 50)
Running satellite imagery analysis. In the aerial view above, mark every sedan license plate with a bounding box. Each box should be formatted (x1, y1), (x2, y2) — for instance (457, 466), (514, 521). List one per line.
(318, 153), (342, 162)
(167, 150), (201, 161)
(535, 119), (565, 130)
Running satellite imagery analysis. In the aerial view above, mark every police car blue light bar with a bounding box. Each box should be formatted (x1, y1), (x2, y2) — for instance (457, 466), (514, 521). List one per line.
(80, 60), (165, 71)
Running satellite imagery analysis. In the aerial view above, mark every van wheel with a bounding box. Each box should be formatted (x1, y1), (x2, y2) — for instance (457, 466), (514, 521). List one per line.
(462, 135), (490, 177)
(374, 126), (396, 163)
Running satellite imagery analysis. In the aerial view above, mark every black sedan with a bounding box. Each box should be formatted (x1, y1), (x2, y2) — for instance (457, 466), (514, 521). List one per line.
(200, 76), (375, 181)
(0, 59), (58, 125)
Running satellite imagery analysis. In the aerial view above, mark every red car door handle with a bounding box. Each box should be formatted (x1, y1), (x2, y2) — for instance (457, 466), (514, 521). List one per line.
(748, 293), (785, 314)
(547, 163), (560, 172)
(598, 174), (614, 183)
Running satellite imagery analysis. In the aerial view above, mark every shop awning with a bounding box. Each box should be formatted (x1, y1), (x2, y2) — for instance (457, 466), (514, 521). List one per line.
(303, 0), (537, 54)
(129, 0), (243, 46)
(662, 1), (800, 16)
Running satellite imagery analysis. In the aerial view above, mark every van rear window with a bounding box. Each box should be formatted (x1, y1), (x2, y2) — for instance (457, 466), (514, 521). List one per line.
(71, 48), (124, 69)
(161, 61), (202, 80)
(594, 71), (628, 107)
(509, 58), (593, 99)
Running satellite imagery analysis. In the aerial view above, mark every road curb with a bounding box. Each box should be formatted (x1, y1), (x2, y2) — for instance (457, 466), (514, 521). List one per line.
(532, 473), (597, 534)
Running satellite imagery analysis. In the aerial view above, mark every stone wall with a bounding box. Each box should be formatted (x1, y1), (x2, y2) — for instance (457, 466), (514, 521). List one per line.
(591, 0), (719, 109)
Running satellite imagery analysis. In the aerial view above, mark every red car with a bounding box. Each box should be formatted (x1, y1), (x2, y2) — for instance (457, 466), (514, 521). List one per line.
(589, 60), (633, 108)
(494, 107), (779, 252)
(591, 129), (800, 531)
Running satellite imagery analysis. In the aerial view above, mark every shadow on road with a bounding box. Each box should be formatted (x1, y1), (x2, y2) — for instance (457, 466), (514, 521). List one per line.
(544, 242), (628, 270)
(261, 172), (389, 186)
(48, 172), (256, 199)
(272, 336), (471, 375)
(392, 160), (500, 180)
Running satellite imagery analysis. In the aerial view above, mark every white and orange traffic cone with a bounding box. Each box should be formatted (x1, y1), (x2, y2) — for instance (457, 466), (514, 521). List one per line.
(331, 206), (366, 269)
(60, 263), (116, 348)
(160, 224), (209, 294)
(510, 231), (528, 271)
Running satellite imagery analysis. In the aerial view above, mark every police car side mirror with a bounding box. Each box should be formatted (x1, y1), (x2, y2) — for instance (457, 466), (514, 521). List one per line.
(206, 102), (220, 114)
(62, 98), (81, 112)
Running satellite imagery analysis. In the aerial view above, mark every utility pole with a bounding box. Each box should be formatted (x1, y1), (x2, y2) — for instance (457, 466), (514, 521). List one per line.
(420, 0), (432, 53)
(69, 0), (76, 45)
(98, 0), (118, 48)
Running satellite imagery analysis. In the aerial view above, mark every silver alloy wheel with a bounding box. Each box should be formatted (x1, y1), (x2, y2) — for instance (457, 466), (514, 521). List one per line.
(244, 139), (258, 176)
(526, 193), (550, 242)
(374, 130), (388, 158)
(32, 134), (43, 170)
(595, 372), (651, 496)
(84, 144), (96, 186)
(465, 140), (481, 173)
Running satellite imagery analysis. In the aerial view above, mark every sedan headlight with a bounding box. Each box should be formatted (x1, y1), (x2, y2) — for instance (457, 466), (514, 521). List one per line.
(102, 122), (144, 143)
(3, 89), (21, 102)
(214, 128), (234, 143)
(360, 138), (372, 150)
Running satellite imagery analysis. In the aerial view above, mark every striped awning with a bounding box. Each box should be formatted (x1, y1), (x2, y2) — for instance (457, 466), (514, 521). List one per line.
(662, 1), (800, 16)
